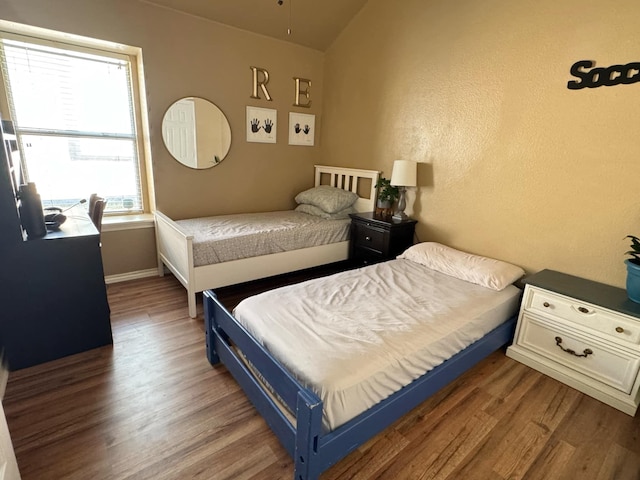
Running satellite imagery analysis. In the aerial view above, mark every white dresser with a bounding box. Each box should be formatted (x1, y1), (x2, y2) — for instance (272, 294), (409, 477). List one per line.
(507, 269), (640, 416)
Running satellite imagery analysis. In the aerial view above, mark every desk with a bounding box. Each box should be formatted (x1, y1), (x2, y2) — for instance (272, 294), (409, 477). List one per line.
(1, 213), (112, 370)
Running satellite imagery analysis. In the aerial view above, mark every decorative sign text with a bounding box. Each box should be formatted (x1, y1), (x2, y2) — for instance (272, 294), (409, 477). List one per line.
(568, 60), (640, 90)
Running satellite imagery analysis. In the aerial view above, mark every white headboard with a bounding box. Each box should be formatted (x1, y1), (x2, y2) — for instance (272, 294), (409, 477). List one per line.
(314, 165), (380, 212)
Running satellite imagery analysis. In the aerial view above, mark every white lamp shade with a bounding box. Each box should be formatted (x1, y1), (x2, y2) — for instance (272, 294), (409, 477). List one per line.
(390, 160), (417, 187)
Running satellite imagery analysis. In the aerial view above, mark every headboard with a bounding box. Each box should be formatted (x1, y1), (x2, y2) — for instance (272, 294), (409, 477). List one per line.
(314, 165), (380, 212)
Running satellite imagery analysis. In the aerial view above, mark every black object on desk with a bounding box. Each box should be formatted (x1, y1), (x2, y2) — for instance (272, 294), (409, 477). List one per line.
(17, 182), (46, 238)
(349, 211), (417, 266)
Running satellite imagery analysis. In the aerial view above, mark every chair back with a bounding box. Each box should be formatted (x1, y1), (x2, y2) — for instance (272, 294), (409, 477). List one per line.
(91, 197), (106, 233)
(88, 193), (99, 218)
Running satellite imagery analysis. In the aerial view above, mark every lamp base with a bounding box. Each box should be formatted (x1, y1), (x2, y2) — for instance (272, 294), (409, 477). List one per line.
(392, 211), (410, 221)
(392, 187), (409, 221)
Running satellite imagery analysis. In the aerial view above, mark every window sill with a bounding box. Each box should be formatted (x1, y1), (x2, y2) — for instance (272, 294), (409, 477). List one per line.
(102, 213), (154, 232)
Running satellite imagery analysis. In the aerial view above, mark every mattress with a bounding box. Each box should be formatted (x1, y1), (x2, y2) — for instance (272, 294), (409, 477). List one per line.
(176, 210), (351, 267)
(233, 258), (522, 431)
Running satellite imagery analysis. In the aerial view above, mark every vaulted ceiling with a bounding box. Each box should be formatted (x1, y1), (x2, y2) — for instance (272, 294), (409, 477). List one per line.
(141, 0), (369, 51)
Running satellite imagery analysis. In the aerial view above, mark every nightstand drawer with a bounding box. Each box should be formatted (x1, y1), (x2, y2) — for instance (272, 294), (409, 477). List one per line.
(518, 314), (640, 394)
(352, 247), (384, 266)
(525, 288), (640, 346)
(353, 225), (385, 252)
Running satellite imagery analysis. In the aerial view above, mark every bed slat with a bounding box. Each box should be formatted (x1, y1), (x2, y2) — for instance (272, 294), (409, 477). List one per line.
(314, 165), (379, 209)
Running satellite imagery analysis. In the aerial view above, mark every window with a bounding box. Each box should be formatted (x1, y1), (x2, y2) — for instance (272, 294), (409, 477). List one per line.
(0, 31), (148, 214)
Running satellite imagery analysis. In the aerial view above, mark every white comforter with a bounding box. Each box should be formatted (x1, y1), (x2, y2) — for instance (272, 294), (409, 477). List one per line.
(176, 211), (350, 267)
(233, 259), (521, 431)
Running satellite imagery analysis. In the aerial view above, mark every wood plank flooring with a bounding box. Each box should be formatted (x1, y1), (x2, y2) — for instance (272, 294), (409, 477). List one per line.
(3, 269), (640, 479)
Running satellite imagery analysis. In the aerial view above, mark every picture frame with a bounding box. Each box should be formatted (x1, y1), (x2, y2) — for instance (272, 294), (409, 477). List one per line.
(288, 112), (315, 146)
(246, 106), (277, 143)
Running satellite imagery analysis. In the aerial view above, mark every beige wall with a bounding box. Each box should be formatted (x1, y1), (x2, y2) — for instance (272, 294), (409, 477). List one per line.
(0, 0), (324, 274)
(322, 0), (640, 288)
(101, 228), (157, 277)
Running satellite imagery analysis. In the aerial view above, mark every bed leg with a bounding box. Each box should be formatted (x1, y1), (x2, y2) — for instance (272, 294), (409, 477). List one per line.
(156, 257), (165, 277)
(203, 291), (220, 365)
(188, 291), (197, 318)
(294, 390), (323, 480)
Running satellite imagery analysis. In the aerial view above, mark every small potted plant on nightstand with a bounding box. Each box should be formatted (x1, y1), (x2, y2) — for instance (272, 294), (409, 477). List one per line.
(625, 235), (640, 303)
(375, 177), (399, 217)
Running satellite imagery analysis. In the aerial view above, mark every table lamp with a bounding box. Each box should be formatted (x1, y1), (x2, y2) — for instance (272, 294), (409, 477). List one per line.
(390, 160), (417, 221)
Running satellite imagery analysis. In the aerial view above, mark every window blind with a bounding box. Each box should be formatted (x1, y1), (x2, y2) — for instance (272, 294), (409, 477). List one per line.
(0, 35), (144, 213)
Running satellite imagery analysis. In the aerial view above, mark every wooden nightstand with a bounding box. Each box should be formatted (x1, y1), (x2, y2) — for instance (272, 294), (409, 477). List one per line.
(507, 269), (640, 416)
(349, 212), (417, 266)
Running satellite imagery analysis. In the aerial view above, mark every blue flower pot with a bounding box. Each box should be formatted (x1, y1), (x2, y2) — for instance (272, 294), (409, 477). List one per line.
(625, 259), (640, 303)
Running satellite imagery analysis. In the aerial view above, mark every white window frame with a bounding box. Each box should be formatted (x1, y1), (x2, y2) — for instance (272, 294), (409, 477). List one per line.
(0, 19), (155, 224)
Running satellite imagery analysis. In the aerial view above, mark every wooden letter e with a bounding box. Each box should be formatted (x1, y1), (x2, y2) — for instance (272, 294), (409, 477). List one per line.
(293, 77), (312, 108)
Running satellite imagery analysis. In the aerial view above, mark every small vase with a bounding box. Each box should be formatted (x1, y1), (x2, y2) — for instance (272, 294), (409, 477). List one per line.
(625, 259), (640, 303)
(376, 199), (392, 218)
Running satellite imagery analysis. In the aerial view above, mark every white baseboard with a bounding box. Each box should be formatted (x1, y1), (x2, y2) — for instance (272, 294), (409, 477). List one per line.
(105, 268), (159, 285)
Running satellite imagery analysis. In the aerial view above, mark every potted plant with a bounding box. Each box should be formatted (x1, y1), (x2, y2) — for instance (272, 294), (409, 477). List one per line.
(375, 177), (399, 217)
(625, 235), (640, 303)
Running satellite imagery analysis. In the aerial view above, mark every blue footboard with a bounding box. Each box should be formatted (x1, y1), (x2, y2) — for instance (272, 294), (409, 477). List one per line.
(204, 289), (517, 480)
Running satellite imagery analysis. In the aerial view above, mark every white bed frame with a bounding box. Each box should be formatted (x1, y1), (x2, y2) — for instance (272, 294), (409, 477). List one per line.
(154, 165), (380, 318)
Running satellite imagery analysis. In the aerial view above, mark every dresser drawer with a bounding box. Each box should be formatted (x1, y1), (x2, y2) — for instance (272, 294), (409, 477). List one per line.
(518, 314), (640, 394)
(352, 247), (385, 266)
(353, 224), (385, 252)
(525, 287), (640, 346)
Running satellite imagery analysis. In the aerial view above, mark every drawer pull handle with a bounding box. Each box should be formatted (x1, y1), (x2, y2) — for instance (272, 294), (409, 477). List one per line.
(555, 336), (593, 358)
(616, 327), (625, 333)
(577, 306), (590, 314)
(543, 302), (550, 308)
(365, 236), (371, 241)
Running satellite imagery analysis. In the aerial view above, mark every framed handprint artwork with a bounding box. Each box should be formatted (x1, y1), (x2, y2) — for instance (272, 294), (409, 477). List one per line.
(246, 106), (277, 143)
(288, 112), (315, 146)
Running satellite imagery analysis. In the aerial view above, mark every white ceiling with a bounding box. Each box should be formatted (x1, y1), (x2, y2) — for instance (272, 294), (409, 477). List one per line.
(141, 0), (369, 51)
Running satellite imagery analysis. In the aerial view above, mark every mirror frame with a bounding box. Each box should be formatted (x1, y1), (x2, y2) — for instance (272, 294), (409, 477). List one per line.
(161, 96), (232, 169)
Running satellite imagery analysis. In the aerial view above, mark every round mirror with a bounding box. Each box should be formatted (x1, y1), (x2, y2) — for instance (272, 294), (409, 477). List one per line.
(162, 97), (232, 169)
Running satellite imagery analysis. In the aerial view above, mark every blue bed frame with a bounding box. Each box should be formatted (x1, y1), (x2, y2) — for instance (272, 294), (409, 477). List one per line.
(204, 290), (517, 480)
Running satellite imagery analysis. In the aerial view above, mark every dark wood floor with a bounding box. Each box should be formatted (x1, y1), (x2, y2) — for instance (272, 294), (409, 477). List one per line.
(4, 268), (640, 479)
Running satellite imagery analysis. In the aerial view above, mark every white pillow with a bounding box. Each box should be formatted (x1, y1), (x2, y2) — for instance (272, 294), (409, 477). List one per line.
(294, 204), (355, 219)
(294, 185), (358, 213)
(397, 242), (525, 291)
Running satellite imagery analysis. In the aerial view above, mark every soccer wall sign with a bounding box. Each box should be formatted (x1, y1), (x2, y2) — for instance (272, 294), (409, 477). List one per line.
(567, 60), (640, 90)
